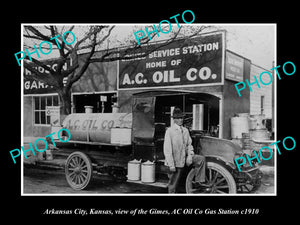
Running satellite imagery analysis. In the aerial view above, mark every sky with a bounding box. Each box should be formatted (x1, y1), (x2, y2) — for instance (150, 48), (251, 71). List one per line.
(219, 25), (275, 69)
(110, 24), (275, 69)
(23, 24), (275, 69)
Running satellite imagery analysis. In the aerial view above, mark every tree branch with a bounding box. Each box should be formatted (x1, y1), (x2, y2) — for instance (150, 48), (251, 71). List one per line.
(77, 26), (115, 51)
(89, 26), (183, 63)
(24, 57), (56, 74)
(61, 63), (79, 77)
(25, 26), (53, 42)
(66, 32), (98, 89)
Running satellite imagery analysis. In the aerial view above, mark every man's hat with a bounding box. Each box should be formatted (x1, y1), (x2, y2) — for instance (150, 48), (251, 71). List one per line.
(172, 107), (185, 119)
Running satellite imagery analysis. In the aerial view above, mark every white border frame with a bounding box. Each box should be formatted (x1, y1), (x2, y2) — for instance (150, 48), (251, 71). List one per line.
(21, 23), (277, 197)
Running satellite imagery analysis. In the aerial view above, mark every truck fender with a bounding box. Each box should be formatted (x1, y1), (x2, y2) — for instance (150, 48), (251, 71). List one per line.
(204, 155), (236, 172)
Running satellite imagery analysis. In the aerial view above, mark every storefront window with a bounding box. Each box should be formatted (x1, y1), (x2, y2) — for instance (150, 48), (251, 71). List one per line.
(34, 95), (59, 125)
(261, 95), (265, 115)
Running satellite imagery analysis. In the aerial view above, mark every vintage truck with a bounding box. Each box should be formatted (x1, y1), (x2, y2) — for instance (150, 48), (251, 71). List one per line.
(52, 90), (262, 194)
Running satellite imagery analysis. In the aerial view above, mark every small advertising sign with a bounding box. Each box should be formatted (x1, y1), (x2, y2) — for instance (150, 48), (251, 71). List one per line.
(100, 95), (107, 102)
(225, 51), (244, 82)
(46, 106), (60, 126)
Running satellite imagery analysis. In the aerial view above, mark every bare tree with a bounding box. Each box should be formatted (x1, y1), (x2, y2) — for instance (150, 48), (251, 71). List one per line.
(23, 25), (114, 115)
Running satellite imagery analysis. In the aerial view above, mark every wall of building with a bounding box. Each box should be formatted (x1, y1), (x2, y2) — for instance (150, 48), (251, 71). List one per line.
(71, 53), (117, 93)
(23, 96), (33, 137)
(249, 64), (273, 119)
(223, 58), (251, 140)
(23, 95), (56, 138)
(23, 52), (117, 138)
(23, 48), (273, 141)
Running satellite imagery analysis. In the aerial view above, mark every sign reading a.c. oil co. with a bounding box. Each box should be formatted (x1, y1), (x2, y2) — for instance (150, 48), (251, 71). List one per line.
(119, 31), (225, 90)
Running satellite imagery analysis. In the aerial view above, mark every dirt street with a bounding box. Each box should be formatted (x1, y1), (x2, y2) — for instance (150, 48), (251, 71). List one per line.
(23, 166), (166, 194)
(21, 140), (275, 195)
(23, 165), (274, 195)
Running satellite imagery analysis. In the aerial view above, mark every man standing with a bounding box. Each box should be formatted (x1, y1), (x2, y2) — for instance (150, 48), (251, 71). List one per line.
(163, 107), (206, 193)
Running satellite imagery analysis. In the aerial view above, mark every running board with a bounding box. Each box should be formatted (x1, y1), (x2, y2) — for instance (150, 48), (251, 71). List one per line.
(127, 179), (168, 188)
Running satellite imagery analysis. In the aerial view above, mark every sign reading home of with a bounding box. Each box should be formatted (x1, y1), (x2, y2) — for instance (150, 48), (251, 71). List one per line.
(119, 31), (225, 90)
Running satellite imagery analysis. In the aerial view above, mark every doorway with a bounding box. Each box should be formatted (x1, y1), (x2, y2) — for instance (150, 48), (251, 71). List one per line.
(154, 92), (220, 137)
(72, 92), (117, 113)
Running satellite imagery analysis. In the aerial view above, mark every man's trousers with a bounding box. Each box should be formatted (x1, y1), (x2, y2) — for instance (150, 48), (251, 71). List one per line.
(167, 155), (206, 193)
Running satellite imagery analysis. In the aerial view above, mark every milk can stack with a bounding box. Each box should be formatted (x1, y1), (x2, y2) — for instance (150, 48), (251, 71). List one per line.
(231, 113), (272, 164)
(127, 159), (155, 183)
(248, 114), (270, 154)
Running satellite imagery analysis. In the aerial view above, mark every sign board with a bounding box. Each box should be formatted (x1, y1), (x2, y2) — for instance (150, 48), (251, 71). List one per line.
(46, 106), (60, 116)
(100, 95), (107, 102)
(24, 60), (71, 95)
(225, 51), (244, 82)
(46, 106), (60, 126)
(119, 31), (225, 90)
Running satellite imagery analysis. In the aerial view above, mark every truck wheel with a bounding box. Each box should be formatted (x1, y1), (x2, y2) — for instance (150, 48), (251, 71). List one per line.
(186, 161), (237, 194)
(65, 151), (93, 190)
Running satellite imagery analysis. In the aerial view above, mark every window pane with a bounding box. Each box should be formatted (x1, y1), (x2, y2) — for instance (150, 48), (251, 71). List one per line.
(46, 96), (52, 106)
(35, 111), (40, 124)
(41, 111), (46, 124)
(46, 115), (50, 124)
(34, 97), (40, 110)
(53, 96), (58, 106)
(41, 97), (46, 109)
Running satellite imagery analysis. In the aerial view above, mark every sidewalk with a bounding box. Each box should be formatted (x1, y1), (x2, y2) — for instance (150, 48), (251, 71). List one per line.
(23, 151), (66, 170)
(22, 139), (63, 168)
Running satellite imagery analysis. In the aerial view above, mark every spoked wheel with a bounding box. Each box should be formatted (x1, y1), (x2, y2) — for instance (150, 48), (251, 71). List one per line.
(65, 151), (93, 190)
(238, 183), (257, 193)
(186, 161), (237, 194)
(238, 170), (263, 193)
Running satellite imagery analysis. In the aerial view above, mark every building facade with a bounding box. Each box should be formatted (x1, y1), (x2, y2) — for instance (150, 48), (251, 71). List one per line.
(23, 31), (274, 140)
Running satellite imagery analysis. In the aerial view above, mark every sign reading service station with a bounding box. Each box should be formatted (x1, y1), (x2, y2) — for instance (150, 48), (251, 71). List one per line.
(119, 31), (225, 90)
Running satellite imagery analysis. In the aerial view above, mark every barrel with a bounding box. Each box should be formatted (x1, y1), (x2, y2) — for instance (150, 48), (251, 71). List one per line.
(249, 114), (266, 130)
(84, 105), (93, 113)
(127, 159), (141, 181)
(237, 113), (249, 118)
(141, 161), (155, 183)
(231, 116), (249, 139)
(62, 113), (132, 144)
(250, 129), (270, 140)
